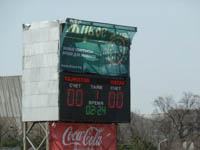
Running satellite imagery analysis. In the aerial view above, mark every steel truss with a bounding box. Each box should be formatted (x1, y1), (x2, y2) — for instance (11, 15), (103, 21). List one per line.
(23, 122), (49, 150)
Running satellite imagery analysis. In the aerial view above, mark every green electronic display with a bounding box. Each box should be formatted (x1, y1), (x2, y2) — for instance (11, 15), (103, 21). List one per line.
(85, 105), (106, 116)
(60, 18), (137, 76)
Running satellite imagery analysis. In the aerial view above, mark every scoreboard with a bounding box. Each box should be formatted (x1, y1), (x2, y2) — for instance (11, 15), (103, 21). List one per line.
(59, 72), (130, 123)
(58, 18), (136, 123)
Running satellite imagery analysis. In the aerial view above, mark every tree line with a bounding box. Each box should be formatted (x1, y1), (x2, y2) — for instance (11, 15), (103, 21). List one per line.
(0, 92), (200, 150)
(118, 92), (200, 150)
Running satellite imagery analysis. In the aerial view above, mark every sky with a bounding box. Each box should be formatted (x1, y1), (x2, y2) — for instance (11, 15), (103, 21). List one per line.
(0, 0), (200, 114)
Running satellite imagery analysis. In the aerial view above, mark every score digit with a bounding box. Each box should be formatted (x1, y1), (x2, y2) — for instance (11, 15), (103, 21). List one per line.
(108, 91), (124, 109)
(66, 88), (83, 107)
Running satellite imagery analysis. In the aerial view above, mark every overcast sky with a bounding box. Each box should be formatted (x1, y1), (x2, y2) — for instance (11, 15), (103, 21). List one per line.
(0, 0), (199, 114)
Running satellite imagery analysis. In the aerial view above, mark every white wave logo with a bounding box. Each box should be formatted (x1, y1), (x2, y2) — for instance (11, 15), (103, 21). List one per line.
(62, 126), (104, 147)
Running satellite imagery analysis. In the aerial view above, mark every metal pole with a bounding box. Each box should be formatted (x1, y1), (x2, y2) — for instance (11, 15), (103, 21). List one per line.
(46, 122), (49, 150)
(23, 122), (27, 150)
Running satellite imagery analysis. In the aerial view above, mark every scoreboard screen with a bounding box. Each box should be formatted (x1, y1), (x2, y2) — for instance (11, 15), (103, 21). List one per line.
(59, 72), (130, 123)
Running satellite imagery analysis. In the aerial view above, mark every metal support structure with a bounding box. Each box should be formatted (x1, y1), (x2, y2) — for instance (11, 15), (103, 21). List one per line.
(23, 122), (27, 150)
(23, 122), (49, 150)
(46, 122), (49, 150)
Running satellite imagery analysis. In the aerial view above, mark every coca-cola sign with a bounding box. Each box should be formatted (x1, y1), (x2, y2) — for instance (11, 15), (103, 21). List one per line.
(49, 122), (116, 150)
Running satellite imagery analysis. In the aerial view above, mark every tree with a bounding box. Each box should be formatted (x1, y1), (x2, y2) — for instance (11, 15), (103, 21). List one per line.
(154, 92), (200, 150)
(0, 117), (22, 148)
(117, 112), (157, 150)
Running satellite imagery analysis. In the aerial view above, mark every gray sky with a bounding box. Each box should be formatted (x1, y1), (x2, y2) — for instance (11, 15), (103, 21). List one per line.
(0, 0), (199, 114)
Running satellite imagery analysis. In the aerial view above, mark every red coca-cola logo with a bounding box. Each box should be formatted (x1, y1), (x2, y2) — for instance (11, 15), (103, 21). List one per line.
(49, 123), (116, 150)
(62, 126), (104, 147)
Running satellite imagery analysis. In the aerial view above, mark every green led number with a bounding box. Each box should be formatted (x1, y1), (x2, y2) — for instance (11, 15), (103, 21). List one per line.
(86, 105), (106, 116)
(97, 106), (106, 116)
(86, 105), (96, 115)
(86, 105), (90, 115)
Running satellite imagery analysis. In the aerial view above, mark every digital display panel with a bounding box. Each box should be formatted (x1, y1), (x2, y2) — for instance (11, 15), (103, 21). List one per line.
(59, 72), (130, 123)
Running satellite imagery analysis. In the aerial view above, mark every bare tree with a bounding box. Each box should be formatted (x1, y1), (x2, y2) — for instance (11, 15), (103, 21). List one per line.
(154, 92), (200, 150)
(0, 117), (10, 141)
(118, 112), (157, 150)
(130, 113), (156, 144)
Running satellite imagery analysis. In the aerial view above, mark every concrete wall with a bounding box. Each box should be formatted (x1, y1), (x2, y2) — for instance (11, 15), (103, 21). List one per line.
(22, 20), (61, 121)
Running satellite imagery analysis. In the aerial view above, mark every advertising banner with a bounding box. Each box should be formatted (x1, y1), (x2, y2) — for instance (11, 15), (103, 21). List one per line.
(49, 122), (116, 150)
(60, 18), (137, 76)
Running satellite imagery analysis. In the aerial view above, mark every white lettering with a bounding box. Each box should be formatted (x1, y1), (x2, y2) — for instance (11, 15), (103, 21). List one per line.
(62, 127), (81, 146)
(62, 126), (104, 147)
(69, 83), (81, 88)
(110, 86), (121, 91)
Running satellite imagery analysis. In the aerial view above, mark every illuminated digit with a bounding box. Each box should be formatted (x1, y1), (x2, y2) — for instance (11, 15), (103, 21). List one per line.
(108, 91), (124, 109)
(116, 92), (124, 109)
(102, 106), (106, 115)
(76, 89), (83, 107)
(67, 88), (75, 106)
(108, 91), (115, 108)
(97, 106), (101, 116)
(86, 105), (91, 115)
(97, 106), (106, 116)
(91, 105), (96, 115)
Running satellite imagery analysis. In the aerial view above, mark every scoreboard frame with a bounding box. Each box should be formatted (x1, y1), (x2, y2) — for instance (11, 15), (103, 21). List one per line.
(59, 72), (130, 123)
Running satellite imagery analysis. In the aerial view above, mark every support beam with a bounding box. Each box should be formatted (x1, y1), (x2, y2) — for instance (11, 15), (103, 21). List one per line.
(23, 121), (49, 150)
(23, 122), (27, 150)
(46, 122), (49, 150)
